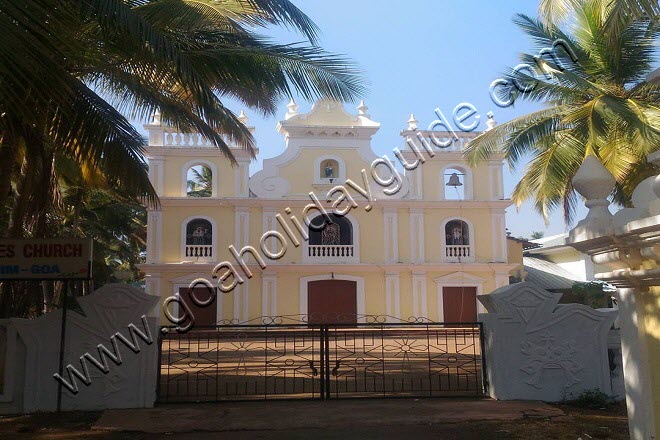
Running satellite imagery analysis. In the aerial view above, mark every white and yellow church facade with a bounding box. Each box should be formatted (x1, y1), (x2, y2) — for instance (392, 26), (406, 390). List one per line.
(140, 100), (520, 325)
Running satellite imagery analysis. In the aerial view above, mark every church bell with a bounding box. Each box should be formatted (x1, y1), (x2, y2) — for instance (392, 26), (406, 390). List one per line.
(446, 172), (463, 187)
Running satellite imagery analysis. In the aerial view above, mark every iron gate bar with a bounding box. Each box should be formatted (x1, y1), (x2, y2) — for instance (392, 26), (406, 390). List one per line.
(157, 321), (486, 403)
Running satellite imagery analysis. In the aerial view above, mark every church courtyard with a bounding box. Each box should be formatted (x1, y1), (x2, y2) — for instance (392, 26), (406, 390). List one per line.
(0, 399), (629, 440)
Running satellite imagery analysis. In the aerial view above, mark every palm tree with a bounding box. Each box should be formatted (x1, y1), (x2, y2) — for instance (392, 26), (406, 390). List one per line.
(538, 0), (659, 31)
(0, 0), (366, 235)
(464, 1), (659, 223)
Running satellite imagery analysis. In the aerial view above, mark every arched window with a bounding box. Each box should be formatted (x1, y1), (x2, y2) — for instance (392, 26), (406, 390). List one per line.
(186, 165), (213, 197)
(305, 214), (358, 262)
(320, 159), (339, 182)
(185, 218), (213, 258)
(441, 165), (472, 200)
(443, 219), (473, 262)
(309, 214), (353, 245)
(445, 220), (469, 245)
(443, 167), (465, 200)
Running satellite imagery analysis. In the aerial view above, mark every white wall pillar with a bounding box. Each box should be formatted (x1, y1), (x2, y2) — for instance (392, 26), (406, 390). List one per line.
(385, 272), (401, 320)
(617, 288), (656, 440)
(491, 210), (507, 263)
(409, 209), (425, 263)
(412, 272), (428, 319)
(146, 210), (162, 264)
(235, 161), (250, 197)
(234, 279), (249, 323)
(147, 156), (164, 196)
(262, 208), (278, 259)
(235, 207), (250, 249)
(489, 161), (503, 200)
(261, 273), (278, 317)
(383, 208), (399, 263)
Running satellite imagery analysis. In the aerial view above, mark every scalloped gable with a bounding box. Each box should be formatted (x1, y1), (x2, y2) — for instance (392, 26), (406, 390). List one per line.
(249, 99), (410, 199)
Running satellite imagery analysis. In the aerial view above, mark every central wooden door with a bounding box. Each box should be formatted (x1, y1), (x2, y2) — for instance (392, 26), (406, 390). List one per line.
(308, 280), (357, 324)
(178, 287), (217, 328)
(442, 287), (477, 322)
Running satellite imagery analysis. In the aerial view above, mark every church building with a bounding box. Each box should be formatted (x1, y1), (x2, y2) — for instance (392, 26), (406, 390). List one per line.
(140, 100), (520, 325)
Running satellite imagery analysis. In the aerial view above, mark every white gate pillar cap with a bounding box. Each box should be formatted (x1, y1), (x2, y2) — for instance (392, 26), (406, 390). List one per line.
(569, 155), (615, 240)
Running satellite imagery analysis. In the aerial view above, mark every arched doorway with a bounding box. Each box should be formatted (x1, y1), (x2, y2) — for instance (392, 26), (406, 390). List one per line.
(307, 279), (357, 324)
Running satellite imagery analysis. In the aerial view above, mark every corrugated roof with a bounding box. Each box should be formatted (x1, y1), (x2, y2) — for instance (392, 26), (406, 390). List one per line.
(523, 256), (583, 290)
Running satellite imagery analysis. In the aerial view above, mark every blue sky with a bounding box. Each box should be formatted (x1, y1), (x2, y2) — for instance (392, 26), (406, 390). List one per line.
(150, 1), (600, 238)
(228, 0), (591, 238)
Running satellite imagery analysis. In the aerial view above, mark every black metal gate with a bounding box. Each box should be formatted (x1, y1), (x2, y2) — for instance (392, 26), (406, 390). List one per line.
(157, 319), (487, 402)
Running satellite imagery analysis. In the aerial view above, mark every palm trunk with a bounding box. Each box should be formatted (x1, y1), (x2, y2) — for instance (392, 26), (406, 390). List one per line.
(0, 139), (18, 237)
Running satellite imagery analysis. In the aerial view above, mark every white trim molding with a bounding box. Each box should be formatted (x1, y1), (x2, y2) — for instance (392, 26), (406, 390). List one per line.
(181, 159), (218, 198)
(299, 274), (366, 322)
(433, 272), (485, 321)
(180, 215), (218, 263)
(440, 163), (473, 201)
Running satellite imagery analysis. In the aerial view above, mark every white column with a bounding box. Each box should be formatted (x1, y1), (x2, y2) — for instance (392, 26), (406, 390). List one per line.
(385, 272), (401, 320)
(412, 272), (428, 319)
(409, 209), (425, 263)
(235, 207), (250, 248)
(235, 161), (250, 197)
(262, 208), (278, 258)
(261, 273), (278, 317)
(617, 287), (656, 440)
(411, 167), (423, 199)
(234, 279), (249, 323)
(383, 208), (399, 263)
(147, 156), (164, 196)
(144, 274), (162, 318)
(489, 161), (503, 200)
(491, 210), (507, 262)
(146, 210), (162, 263)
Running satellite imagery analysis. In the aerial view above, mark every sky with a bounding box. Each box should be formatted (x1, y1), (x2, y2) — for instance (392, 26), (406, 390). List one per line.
(147, 1), (602, 239)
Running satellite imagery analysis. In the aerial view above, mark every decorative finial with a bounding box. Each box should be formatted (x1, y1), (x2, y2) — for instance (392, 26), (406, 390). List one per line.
(285, 99), (299, 119)
(237, 110), (248, 125)
(407, 113), (418, 131)
(151, 110), (161, 125)
(485, 111), (497, 131)
(357, 100), (368, 117)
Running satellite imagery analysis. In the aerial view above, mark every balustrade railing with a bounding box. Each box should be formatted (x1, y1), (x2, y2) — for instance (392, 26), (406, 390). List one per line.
(444, 245), (471, 261)
(185, 245), (213, 259)
(307, 245), (356, 262)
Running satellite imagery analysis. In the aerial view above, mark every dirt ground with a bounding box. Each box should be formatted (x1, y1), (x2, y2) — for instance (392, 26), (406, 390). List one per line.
(0, 400), (629, 440)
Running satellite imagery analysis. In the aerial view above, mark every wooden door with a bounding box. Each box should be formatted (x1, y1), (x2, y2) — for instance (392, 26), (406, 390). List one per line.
(308, 280), (357, 324)
(178, 287), (217, 328)
(442, 287), (477, 323)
